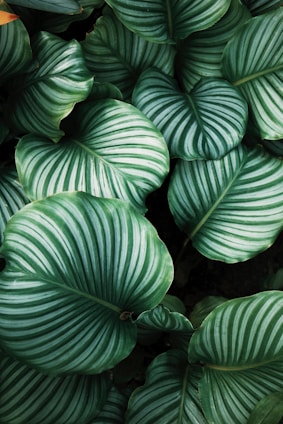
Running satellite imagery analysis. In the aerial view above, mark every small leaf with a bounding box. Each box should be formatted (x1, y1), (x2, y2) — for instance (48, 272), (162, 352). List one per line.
(0, 10), (18, 25)
(91, 385), (129, 423)
(189, 296), (228, 328)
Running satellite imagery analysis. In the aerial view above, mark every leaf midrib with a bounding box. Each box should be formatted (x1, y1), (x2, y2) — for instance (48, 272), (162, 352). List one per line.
(233, 64), (283, 86)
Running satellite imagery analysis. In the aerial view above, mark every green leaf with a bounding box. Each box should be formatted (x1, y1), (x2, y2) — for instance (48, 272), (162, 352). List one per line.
(91, 385), (129, 423)
(0, 352), (111, 424)
(6, 0), (81, 14)
(15, 99), (169, 213)
(222, 8), (283, 140)
(0, 2), (32, 81)
(0, 192), (174, 374)
(161, 294), (186, 314)
(87, 81), (124, 101)
(176, 0), (251, 92)
(189, 291), (283, 424)
(242, 0), (282, 15)
(247, 391), (283, 424)
(105, 0), (231, 44)
(81, 9), (176, 100)
(189, 296), (228, 328)
(133, 69), (248, 160)
(126, 350), (206, 424)
(0, 166), (29, 245)
(6, 31), (93, 142)
(168, 145), (283, 263)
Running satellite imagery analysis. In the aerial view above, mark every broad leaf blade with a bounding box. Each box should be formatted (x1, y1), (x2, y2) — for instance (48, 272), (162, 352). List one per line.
(0, 352), (110, 424)
(133, 69), (248, 160)
(0, 192), (174, 374)
(126, 350), (206, 424)
(105, 0), (230, 44)
(6, 0), (81, 14)
(16, 99), (169, 213)
(189, 291), (283, 424)
(242, 0), (282, 15)
(222, 8), (283, 140)
(81, 9), (175, 100)
(247, 391), (283, 424)
(6, 31), (93, 142)
(168, 145), (283, 263)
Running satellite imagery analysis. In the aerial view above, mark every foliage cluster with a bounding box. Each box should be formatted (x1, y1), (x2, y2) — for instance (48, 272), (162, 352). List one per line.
(0, 0), (283, 423)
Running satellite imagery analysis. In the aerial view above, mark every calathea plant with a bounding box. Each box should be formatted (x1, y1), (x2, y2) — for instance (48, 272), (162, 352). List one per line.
(0, 0), (283, 423)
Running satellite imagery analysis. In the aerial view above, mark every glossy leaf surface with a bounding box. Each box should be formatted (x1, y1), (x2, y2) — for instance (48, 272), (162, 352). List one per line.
(105, 0), (230, 44)
(222, 8), (283, 139)
(0, 352), (110, 424)
(6, 0), (81, 14)
(133, 69), (247, 160)
(15, 99), (169, 213)
(168, 145), (283, 262)
(189, 291), (283, 424)
(0, 192), (174, 374)
(82, 9), (175, 100)
(126, 350), (206, 423)
(6, 31), (93, 142)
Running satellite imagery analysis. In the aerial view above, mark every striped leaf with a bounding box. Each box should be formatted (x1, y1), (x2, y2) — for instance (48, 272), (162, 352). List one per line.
(0, 352), (111, 424)
(189, 291), (283, 424)
(126, 350), (206, 424)
(105, 0), (230, 44)
(0, 192), (174, 374)
(242, 0), (282, 15)
(247, 391), (283, 424)
(0, 2), (32, 80)
(0, 166), (29, 245)
(168, 145), (283, 263)
(222, 8), (283, 140)
(6, 31), (93, 142)
(91, 385), (129, 423)
(133, 69), (248, 160)
(176, 0), (251, 92)
(81, 9), (175, 100)
(15, 99), (169, 213)
(6, 0), (81, 14)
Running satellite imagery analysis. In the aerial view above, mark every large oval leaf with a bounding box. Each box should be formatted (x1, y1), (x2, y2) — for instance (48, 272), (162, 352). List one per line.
(0, 352), (111, 424)
(0, 192), (174, 374)
(168, 145), (283, 263)
(105, 0), (231, 44)
(15, 99), (169, 213)
(176, 0), (251, 92)
(6, 31), (93, 142)
(0, 2), (32, 81)
(81, 9), (175, 100)
(189, 291), (283, 424)
(133, 69), (248, 160)
(126, 350), (206, 424)
(0, 166), (29, 245)
(222, 8), (283, 140)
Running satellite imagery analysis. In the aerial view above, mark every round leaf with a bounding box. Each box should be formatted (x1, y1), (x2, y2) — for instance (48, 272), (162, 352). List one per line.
(189, 291), (283, 424)
(6, 31), (93, 142)
(222, 8), (283, 140)
(15, 99), (169, 213)
(0, 192), (174, 374)
(168, 145), (283, 263)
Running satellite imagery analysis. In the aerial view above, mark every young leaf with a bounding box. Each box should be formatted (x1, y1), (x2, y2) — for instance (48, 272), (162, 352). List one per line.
(81, 9), (175, 100)
(133, 69), (248, 160)
(222, 8), (283, 140)
(242, 0), (282, 15)
(189, 291), (283, 424)
(168, 145), (283, 263)
(0, 352), (111, 424)
(6, 31), (93, 142)
(0, 192), (174, 374)
(126, 350), (206, 423)
(189, 296), (228, 328)
(0, 10), (18, 25)
(105, 0), (231, 44)
(15, 99), (169, 213)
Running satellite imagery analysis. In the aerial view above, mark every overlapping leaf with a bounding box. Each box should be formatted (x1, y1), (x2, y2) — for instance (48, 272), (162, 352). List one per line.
(105, 0), (231, 44)
(168, 145), (283, 263)
(176, 0), (251, 91)
(81, 9), (175, 100)
(189, 291), (283, 424)
(133, 69), (248, 160)
(6, 0), (81, 14)
(91, 386), (129, 423)
(0, 192), (174, 374)
(15, 99), (169, 213)
(0, 352), (111, 424)
(0, 166), (29, 245)
(222, 8), (283, 139)
(126, 350), (206, 423)
(6, 31), (93, 142)
(242, 0), (282, 15)
(0, 2), (32, 81)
